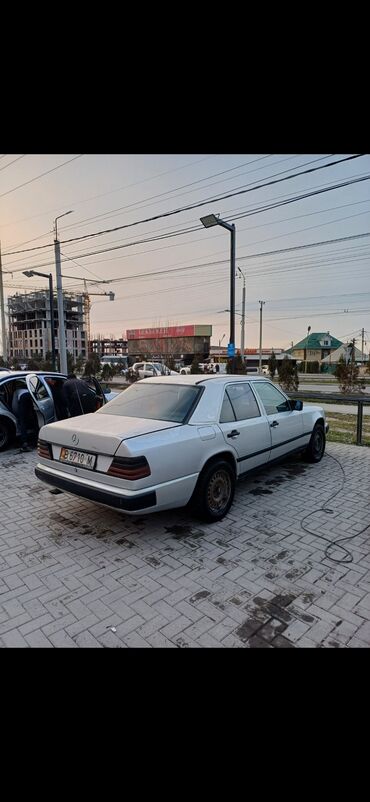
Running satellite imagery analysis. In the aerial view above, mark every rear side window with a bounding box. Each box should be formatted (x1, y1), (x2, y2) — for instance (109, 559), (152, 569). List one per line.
(221, 383), (260, 422)
(220, 392), (235, 423)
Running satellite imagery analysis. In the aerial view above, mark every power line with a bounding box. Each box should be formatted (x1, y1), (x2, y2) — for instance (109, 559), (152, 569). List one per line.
(0, 155), (26, 172)
(0, 155), (84, 200)
(2, 160), (368, 262)
(61, 154), (277, 232)
(58, 154), (363, 246)
(0, 155), (216, 230)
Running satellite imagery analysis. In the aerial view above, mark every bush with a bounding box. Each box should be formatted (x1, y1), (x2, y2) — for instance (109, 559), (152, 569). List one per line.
(277, 357), (299, 392)
(268, 351), (277, 379)
(334, 355), (359, 393)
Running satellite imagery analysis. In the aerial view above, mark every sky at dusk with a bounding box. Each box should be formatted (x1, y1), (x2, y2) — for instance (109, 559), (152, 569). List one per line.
(1, 153), (369, 354)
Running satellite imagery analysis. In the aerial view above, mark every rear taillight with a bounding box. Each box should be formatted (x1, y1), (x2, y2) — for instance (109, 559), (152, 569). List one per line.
(37, 439), (52, 459)
(107, 456), (151, 480)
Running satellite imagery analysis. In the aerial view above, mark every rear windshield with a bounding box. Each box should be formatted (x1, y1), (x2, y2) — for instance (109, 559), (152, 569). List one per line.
(98, 382), (201, 423)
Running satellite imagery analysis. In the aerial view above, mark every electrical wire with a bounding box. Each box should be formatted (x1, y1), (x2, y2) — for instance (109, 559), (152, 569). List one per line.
(57, 154), (366, 246)
(0, 155), (84, 199)
(299, 452), (370, 564)
(0, 155), (26, 172)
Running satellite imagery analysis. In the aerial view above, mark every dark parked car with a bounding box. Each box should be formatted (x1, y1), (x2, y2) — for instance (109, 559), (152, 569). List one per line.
(0, 371), (115, 451)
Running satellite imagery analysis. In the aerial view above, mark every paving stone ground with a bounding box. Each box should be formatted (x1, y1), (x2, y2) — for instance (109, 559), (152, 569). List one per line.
(1, 442), (370, 648)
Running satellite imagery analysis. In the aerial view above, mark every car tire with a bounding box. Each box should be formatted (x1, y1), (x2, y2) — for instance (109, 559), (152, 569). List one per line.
(304, 422), (325, 463)
(192, 459), (236, 522)
(0, 419), (12, 451)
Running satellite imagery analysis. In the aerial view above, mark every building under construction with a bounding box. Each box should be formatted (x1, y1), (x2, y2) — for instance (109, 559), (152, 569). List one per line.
(7, 290), (88, 364)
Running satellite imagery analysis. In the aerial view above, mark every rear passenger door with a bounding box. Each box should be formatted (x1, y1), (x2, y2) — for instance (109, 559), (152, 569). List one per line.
(218, 382), (271, 473)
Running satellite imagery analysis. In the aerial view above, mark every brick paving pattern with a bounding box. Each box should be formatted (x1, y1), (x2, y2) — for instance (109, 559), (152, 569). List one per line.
(0, 442), (369, 647)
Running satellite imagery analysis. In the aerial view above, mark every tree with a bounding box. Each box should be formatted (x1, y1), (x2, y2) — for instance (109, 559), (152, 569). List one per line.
(277, 357), (299, 392)
(67, 350), (75, 375)
(268, 351), (277, 380)
(334, 354), (359, 393)
(190, 356), (200, 374)
(84, 352), (101, 376)
(74, 354), (85, 375)
(101, 364), (114, 380)
(234, 355), (246, 374)
(366, 356), (370, 375)
(0, 356), (6, 368)
(27, 357), (42, 370)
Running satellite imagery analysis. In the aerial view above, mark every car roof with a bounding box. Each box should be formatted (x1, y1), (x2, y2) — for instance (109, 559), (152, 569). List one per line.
(142, 374), (269, 386)
(0, 371), (66, 380)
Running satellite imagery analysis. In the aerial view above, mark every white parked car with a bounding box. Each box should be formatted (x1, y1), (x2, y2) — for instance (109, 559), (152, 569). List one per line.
(34, 376), (328, 522)
(132, 362), (177, 378)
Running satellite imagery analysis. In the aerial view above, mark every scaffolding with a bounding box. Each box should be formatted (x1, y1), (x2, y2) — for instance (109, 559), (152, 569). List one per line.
(7, 290), (88, 363)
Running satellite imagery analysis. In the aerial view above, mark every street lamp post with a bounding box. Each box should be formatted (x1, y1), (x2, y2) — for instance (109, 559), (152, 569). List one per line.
(305, 325), (311, 373)
(200, 214), (236, 370)
(54, 211), (73, 375)
(237, 266), (246, 364)
(258, 300), (265, 374)
(23, 270), (56, 371)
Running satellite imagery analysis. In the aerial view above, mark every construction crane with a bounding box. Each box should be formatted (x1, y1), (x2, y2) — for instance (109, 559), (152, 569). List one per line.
(83, 280), (115, 345)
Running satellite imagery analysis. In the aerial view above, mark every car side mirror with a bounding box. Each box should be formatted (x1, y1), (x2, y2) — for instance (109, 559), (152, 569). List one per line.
(292, 399), (303, 411)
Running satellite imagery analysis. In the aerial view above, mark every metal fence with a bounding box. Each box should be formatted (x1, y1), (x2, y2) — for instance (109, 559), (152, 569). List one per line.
(288, 391), (370, 445)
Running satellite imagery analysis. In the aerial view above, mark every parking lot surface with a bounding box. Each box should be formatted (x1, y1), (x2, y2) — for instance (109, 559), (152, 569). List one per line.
(1, 442), (370, 648)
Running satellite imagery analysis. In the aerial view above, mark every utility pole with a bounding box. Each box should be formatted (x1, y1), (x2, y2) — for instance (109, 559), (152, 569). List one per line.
(258, 300), (265, 373)
(305, 325), (311, 374)
(237, 267), (246, 365)
(54, 212), (73, 374)
(361, 327), (365, 363)
(0, 241), (7, 362)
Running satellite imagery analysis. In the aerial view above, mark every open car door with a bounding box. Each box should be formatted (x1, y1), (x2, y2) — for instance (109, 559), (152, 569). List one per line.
(26, 374), (56, 427)
(84, 376), (106, 408)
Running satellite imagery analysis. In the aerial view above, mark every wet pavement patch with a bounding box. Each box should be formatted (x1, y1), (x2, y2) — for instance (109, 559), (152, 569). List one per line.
(165, 524), (205, 540)
(145, 555), (161, 567)
(116, 537), (135, 548)
(249, 488), (273, 496)
(190, 590), (211, 603)
(50, 513), (75, 527)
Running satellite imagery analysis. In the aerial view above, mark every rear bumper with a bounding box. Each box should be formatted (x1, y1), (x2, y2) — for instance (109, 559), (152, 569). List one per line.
(35, 465), (156, 511)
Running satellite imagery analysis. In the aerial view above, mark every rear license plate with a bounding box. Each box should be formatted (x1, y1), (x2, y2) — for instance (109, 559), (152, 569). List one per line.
(60, 447), (96, 470)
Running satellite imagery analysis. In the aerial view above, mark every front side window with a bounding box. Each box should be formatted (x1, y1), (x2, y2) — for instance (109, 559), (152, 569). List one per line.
(100, 382), (201, 423)
(225, 383), (261, 421)
(252, 381), (290, 415)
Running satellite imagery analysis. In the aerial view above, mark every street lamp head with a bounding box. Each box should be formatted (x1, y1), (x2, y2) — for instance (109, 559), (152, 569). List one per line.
(200, 214), (220, 228)
(23, 271), (34, 277)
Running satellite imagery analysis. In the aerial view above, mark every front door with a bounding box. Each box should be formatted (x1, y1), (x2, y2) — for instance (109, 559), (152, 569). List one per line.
(251, 381), (304, 461)
(218, 382), (271, 473)
(26, 374), (56, 427)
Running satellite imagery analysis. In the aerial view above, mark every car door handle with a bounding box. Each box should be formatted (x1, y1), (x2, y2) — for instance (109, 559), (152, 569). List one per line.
(227, 429), (240, 438)
(270, 420), (279, 428)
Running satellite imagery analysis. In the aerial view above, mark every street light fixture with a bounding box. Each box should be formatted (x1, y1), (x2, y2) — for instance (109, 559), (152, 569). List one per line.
(200, 213), (236, 369)
(54, 211), (74, 375)
(237, 266), (246, 362)
(23, 270), (56, 371)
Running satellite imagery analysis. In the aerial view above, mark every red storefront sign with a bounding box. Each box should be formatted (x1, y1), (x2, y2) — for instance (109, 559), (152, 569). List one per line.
(127, 325), (196, 340)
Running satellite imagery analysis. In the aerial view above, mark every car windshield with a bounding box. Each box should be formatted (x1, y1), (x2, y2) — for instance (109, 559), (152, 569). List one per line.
(98, 382), (201, 423)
